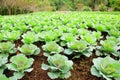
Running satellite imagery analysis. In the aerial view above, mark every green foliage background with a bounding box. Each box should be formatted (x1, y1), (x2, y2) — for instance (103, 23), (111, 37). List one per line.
(0, 0), (120, 15)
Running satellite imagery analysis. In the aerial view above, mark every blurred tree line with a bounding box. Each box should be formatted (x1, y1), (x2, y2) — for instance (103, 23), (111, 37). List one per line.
(0, 0), (120, 15)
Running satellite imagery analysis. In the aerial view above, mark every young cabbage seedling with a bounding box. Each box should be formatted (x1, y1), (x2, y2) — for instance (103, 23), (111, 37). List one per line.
(13, 23), (29, 32)
(41, 54), (73, 79)
(64, 40), (92, 58)
(83, 33), (97, 45)
(18, 44), (40, 55)
(38, 30), (62, 42)
(108, 28), (120, 38)
(6, 54), (34, 80)
(96, 24), (107, 32)
(4, 30), (21, 41)
(78, 28), (90, 36)
(96, 37), (119, 57)
(22, 31), (38, 44)
(60, 33), (75, 46)
(91, 56), (120, 80)
(42, 41), (64, 57)
(2, 23), (12, 30)
(0, 42), (17, 54)
(31, 26), (42, 33)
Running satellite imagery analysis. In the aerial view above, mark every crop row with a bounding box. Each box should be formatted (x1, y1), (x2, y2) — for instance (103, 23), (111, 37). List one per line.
(0, 12), (120, 80)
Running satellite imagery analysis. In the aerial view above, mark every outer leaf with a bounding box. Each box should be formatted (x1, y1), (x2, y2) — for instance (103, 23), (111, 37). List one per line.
(64, 49), (73, 55)
(60, 71), (71, 79)
(0, 74), (10, 80)
(24, 58), (34, 70)
(0, 65), (6, 74)
(0, 54), (8, 67)
(24, 68), (33, 72)
(91, 66), (101, 77)
(6, 63), (18, 71)
(92, 57), (103, 70)
(48, 72), (59, 79)
(41, 63), (50, 70)
(13, 72), (25, 79)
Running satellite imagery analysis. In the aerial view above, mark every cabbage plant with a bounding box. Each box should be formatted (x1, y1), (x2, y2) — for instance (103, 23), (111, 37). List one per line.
(91, 56), (120, 80)
(22, 31), (38, 44)
(42, 41), (64, 57)
(0, 54), (8, 74)
(13, 24), (29, 32)
(108, 29), (120, 38)
(66, 28), (78, 35)
(96, 37), (119, 56)
(92, 31), (101, 39)
(82, 32), (100, 53)
(31, 26), (42, 33)
(0, 42), (17, 54)
(4, 30), (21, 41)
(96, 24), (107, 32)
(41, 54), (73, 79)
(80, 23), (88, 28)
(78, 28), (90, 36)
(101, 40), (116, 52)
(18, 44), (40, 55)
(38, 30), (62, 42)
(60, 33), (75, 46)
(2, 23), (12, 30)
(6, 54), (34, 80)
(83, 33), (97, 45)
(64, 40), (92, 58)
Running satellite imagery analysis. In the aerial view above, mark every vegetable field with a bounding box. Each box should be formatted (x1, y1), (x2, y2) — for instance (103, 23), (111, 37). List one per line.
(0, 12), (120, 80)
